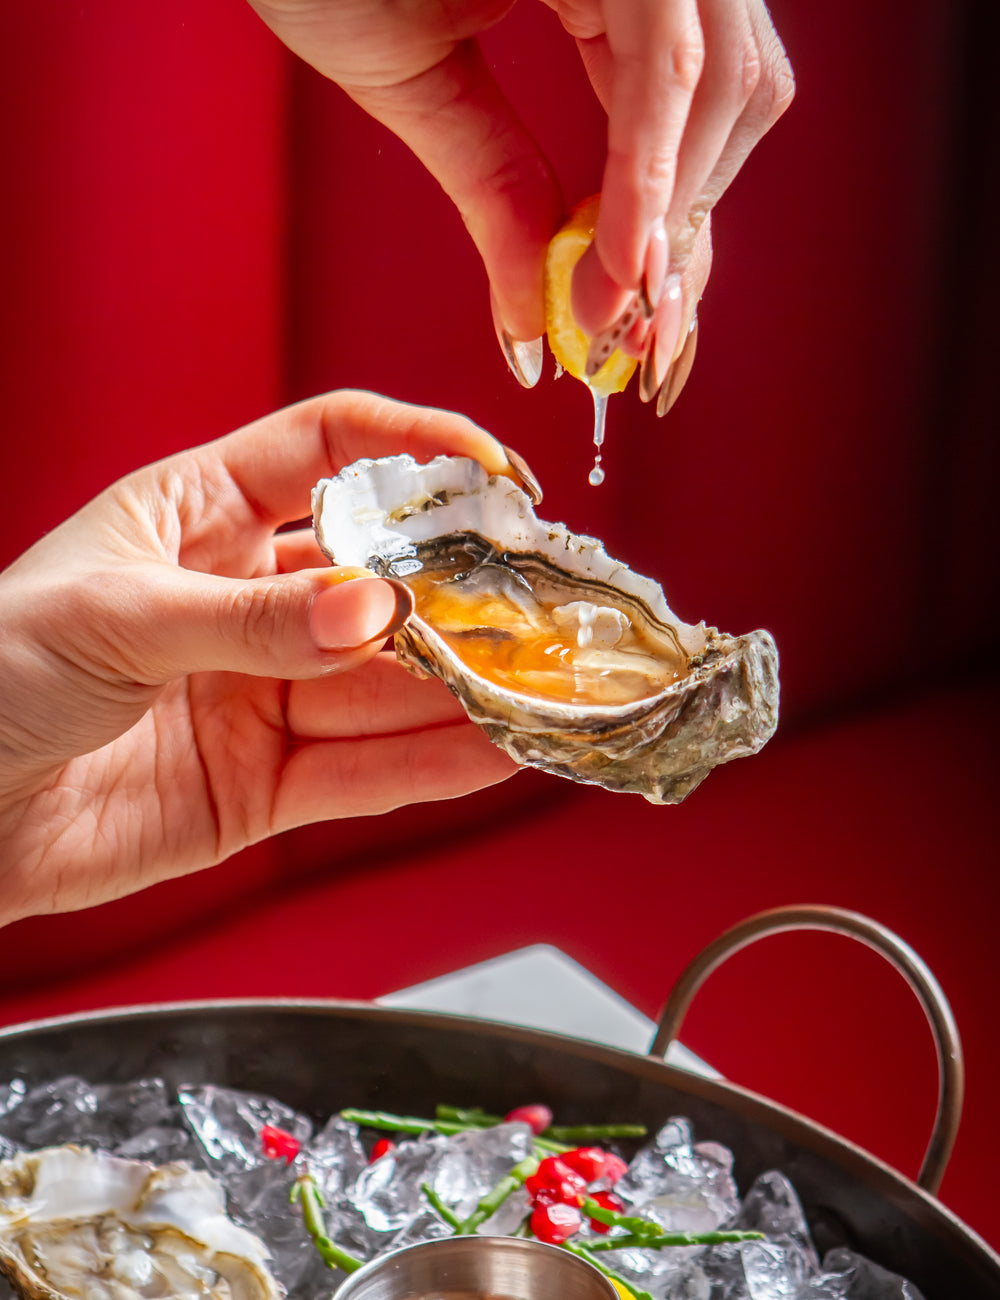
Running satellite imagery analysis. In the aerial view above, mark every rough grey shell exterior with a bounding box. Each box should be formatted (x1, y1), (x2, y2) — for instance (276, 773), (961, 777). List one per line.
(313, 456), (779, 804)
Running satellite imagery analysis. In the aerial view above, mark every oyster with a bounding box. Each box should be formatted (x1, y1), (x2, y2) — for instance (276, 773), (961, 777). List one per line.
(313, 456), (778, 803)
(0, 1145), (282, 1300)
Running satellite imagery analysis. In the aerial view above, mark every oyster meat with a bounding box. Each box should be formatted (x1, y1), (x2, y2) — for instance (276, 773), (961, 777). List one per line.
(313, 455), (778, 804)
(0, 1145), (282, 1300)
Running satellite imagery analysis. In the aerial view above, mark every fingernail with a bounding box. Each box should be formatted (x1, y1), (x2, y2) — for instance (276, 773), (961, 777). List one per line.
(642, 218), (669, 311)
(638, 273), (684, 398)
(584, 291), (650, 378)
(656, 316), (700, 418)
(500, 331), (544, 388)
(491, 288), (543, 388)
(622, 311), (654, 361)
(638, 344), (658, 403)
(310, 577), (414, 651)
(501, 443), (543, 505)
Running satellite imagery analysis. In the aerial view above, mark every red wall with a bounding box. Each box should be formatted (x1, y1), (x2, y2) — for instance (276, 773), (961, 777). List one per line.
(0, 0), (997, 1255)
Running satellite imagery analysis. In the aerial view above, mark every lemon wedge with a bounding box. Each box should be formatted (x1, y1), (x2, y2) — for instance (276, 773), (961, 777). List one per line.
(609, 1279), (637, 1300)
(544, 194), (638, 399)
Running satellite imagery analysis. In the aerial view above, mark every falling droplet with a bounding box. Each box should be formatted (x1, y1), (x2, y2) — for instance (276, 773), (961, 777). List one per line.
(589, 389), (608, 487)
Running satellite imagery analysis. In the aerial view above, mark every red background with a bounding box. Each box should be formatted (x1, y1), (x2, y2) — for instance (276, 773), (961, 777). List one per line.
(0, 0), (997, 1255)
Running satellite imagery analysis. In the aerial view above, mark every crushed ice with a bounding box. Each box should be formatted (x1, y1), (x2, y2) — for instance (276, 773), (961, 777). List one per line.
(0, 1076), (926, 1300)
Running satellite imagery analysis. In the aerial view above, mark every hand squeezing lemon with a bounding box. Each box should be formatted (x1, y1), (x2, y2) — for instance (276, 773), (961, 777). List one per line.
(545, 195), (638, 397)
(544, 195), (637, 485)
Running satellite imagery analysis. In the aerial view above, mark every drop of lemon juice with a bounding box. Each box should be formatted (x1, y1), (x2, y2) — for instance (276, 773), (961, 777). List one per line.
(588, 389), (608, 486)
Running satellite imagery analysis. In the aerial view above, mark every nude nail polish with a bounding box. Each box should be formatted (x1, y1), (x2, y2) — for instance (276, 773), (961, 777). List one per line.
(656, 316), (700, 418)
(584, 292), (649, 378)
(642, 218), (669, 311)
(652, 273), (684, 384)
(501, 443), (543, 505)
(490, 288), (543, 388)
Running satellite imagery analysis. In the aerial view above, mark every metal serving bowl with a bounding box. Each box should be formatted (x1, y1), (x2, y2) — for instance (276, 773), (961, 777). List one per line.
(0, 906), (996, 1299)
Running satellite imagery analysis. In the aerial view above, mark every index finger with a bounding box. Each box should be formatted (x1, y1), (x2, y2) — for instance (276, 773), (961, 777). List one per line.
(215, 390), (513, 529)
(571, 0), (704, 329)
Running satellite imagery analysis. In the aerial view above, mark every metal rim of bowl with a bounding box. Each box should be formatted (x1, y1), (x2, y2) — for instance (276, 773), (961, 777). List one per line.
(332, 1236), (620, 1300)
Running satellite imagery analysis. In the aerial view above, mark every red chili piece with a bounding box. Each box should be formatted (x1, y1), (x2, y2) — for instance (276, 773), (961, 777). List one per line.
(598, 1152), (629, 1186)
(587, 1188), (625, 1233)
(260, 1123), (301, 1163)
(504, 1104), (553, 1135)
(369, 1138), (396, 1163)
(525, 1155), (587, 1206)
(561, 1146), (610, 1182)
(561, 1146), (630, 1186)
(530, 1200), (582, 1245)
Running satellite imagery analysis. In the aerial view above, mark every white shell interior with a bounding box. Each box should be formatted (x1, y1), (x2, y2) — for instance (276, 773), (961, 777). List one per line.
(0, 1146), (278, 1300)
(3, 1147), (271, 1264)
(312, 455), (706, 659)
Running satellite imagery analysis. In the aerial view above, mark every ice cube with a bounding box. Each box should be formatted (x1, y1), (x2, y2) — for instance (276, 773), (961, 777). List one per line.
(353, 1132), (445, 1232)
(738, 1239), (818, 1299)
(821, 1248), (928, 1299)
(425, 1122), (532, 1221)
(0, 1076), (178, 1151)
(177, 1084), (312, 1172)
(308, 1116), (368, 1201)
(0, 1079), (26, 1119)
(737, 1171), (818, 1266)
(619, 1118), (740, 1234)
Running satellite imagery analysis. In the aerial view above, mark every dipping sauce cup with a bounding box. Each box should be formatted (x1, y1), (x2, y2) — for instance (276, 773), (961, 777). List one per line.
(333, 1236), (620, 1300)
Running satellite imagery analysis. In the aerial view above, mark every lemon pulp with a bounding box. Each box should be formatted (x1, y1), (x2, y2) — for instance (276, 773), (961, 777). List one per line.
(544, 194), (637, 483)
(544, 194), (637, 396)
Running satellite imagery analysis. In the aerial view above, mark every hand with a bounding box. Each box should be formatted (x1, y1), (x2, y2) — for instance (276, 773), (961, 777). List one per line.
(561, 0), (795, 407)
(245, 1), (793, 405)
(0, 392), (521, 926)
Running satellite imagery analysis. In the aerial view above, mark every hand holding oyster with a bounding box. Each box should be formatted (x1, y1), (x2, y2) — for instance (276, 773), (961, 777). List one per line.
(313, 455), (778, 804)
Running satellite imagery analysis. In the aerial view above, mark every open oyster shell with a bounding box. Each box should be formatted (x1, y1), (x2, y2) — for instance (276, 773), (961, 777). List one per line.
(0, 1145), (282, 1300)
(313, 455), (778, 804)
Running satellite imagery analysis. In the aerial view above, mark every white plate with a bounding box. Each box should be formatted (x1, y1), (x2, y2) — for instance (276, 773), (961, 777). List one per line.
(379, 943), (717, 1078)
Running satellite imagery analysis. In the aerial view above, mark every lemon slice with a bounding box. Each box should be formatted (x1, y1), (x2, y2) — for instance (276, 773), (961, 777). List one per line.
(544, 194), (638, 398)
(609, 1280), (637, 1300)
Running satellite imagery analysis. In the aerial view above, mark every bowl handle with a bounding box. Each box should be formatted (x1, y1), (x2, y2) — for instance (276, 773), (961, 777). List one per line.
(648, 904), (964, 1196)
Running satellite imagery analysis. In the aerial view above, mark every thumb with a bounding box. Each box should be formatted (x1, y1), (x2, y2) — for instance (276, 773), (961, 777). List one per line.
(130, 567), (415, 683)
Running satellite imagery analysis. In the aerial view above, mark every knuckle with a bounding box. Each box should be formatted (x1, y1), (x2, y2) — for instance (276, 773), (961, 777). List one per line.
(229, 581), (288, 655)
(736, 42), (763, 106)
(759, 36), (796, 122)
(473, 148), (556, 216)
(641, 144), (677, 200)
(666, 33), (706, 93)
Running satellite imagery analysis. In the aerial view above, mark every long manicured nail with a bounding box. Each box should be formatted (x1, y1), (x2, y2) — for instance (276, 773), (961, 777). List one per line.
(501, 443), (543, 504)
(310, 577), (414, 651)
(584, 290), (653, 378)
(491, 288), (543, 388)
(638, 273), (684, 400)
(656, 316), (700, 418)
(642, 218), (669, 311)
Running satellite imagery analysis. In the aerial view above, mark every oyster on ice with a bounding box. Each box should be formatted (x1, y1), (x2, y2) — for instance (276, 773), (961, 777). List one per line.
(312, 456), (778, 803)
(0, 1145), (282, 1300)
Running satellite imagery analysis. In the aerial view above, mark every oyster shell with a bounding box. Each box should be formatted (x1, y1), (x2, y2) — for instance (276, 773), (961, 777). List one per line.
(0, 1145), (282, 1300)
(312, 456), (778, 804)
